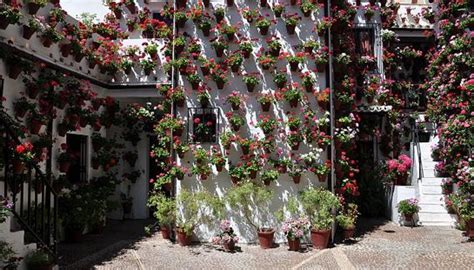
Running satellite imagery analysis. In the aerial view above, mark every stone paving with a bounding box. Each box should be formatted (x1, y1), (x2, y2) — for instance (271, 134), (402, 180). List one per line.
(59, 219), (474, 270)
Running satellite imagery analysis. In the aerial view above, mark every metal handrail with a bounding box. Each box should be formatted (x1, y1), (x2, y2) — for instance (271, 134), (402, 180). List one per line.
(1, 109), (58, 259)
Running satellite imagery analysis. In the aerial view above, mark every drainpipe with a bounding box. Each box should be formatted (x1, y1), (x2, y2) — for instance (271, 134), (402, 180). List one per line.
(326, 0), (337, 243)
(170, 0), (177, 197)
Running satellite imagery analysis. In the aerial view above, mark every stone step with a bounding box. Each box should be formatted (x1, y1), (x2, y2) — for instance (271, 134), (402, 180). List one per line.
(419, 194), (444, 204)
(418, 212), (457, 223)
(423, 170), (436, 178)
(419, 203), (448, 213)
(419, 220), (456, 227)
(420, 185), (442, 195)
(421, 177), (444, 185)
(422, 161), (437, 169)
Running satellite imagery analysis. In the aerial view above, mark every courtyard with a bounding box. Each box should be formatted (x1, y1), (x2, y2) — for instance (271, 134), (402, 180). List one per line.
(58, 219), (474, 270)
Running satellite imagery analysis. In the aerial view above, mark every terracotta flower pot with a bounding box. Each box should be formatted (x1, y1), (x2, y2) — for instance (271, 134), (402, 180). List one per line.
(288, 237), (300, 251)
(343, 226), (355, 240)
(258, 228), (275, 249)
(246, 84), (255, 92)
(311, 229), (331, 249)
(27, 3), (41, 15)
(176, 229), (192, 246)
(0, 17), (10, 30)
(261, 103), (271, 112)
(216, 164), (223, 172)
(223, 240), (235, 252)
(231, 176), (240, 186)
(30, 120), (44, 135)
(259, 26), (269, 35)
(289, 99), (299, 108)
(466, 218), (474, 239)
(23, 25), (36, 40)
(317, 173), (327, 182)
(216, 81), (225, 90)
(263, 179), (271, 186)
(292, 175), (301, 184)
(161, 226), (171, 239)
(226, 0), (234, 6)
(59, 161), (71, 173)
(12, 160), (26, 174)
(286, 24), (296, 35)
(8, 64), (22, 79)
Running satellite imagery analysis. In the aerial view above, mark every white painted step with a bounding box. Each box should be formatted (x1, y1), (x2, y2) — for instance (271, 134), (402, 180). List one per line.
(422, 161), (437, 169)
(422, 177), (444, 185)
(418, 212), (457, 223)
(420, 221), (456, 226)
(423, 169), (437, 178)
(418, 203), (448, 213)
(420, 185), (442, 195)
(419, 194), (444, 204)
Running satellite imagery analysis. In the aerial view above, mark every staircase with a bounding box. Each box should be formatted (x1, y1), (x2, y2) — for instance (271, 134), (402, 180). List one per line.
(417, 137), (457, 226)
(0, 216), (37, 269)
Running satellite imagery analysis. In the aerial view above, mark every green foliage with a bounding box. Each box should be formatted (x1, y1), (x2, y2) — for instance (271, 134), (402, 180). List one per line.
(176, 189), (224, 236)
(25, 249), (53, 269)
(336, 203), (359, 229)
(148, 193), (176, 226)
(226, 182), (273, 231)
(300, 187), (340, 230)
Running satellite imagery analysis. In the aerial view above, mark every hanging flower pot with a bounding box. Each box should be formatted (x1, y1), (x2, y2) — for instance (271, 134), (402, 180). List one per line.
(259, 0), (267, 7)
(176, 228), (192, 246)
(288, 237), (300, 251)
(231, 123), (241, 132)
(30, 120), (44, 135)
(311, 229), (331, 249)
(261, 103), (271, 112)
(289, 61), (299, 72)
(289, 0), (297, 5)
(343, 226), (355, 240)
(59, 161), (71, 173)
(289, 99), (299, 108)
(12, 160), (26, 174)
(317, 173), (327, 182)
(42, 37), (53, 48)
(226, 0), (234, 7)
(292, 175), (301, 184)
(286, 24), (296, 35)
(277, 165), (287, 174)
(258, 228), (275, 249)
(203, 0), (210, 7)
(27, 3), (42, 15)
(200, 174), (208, 180)
(231, 176), (240, 186)
(270, 48), (280, 57)
(249, 170), (257, 179)
(0, 17), (9, 30)
(22, 25), (36, 40)
(215, 47), (225, 57)
(259, 25), (269, 35)
(246, 83), (255, 93)
(8, 64), (22, 80)
(161, 226), (171, 239)
(126, 3), (137, 14)
(291, 142), (300, 151)
(60, 43), (71, 58)
(216, 164), (223, 172)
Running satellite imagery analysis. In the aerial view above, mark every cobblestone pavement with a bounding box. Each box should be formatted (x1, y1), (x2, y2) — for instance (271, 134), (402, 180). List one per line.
(60, 219), (474, 270)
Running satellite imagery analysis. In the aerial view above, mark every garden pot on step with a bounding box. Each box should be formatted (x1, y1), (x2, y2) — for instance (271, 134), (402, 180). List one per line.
(258, 228), (275, 249)
(288, 237), (300, 251)
(311, 229), (331, 249)
(176, 228), (192, 246)
(161, 226), (171, 239)
(343, 226), (355, 240)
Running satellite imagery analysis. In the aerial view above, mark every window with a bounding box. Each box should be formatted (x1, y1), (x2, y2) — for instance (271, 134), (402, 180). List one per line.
(66, 134), (88, 183)
(354, 28), (375, 56)
(188, 108), (219, 143)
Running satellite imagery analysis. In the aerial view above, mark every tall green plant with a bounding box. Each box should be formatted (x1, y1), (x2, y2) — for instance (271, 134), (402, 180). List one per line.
(300, 187), (340, 230)
(176, 189), (224, 236)
(148, 193), (176, 227)
(226, 182), (273, 232)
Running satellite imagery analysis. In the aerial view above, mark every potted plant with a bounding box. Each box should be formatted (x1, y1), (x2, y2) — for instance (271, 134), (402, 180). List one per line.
(282, 85), (302, 108)
(397, 198), (419, 226)
(242, 7), (258, 23)
(140, 59), (157, 76)
(226, 112), (245, 132)
(314, 47), (329, 72)
(211, 151), (226, 172)
(261, 169), (279, 186)
(226, 53), (244, 73)
(239, 41), (253, 58)
(257, 115), (278, 136)
(13, 97), (35, 118)
(229, 164), (246, 185)
(273, 71), (288, 88)
(287, 131), (302, 150)
(336, 203), (359, 240)
(300, 187), (340, 249)
(258, 93), (274, 112)
(176, 189), (224, 246)
(300, 0), (316, 17)
(283, 13), (300, 35)
(211, 220), (239, 252)
(217, 22), (238, 41)
(199, 17), (212, 36)
(273, 3), (285, 17)
(242, 73), (259, 92)
(0, 5), (21, 30)
(170, 87), (186, 107)
(187, 73), (202, 90)
(25, 249), (54, 270)
(214, 6), (225, 23)
(458, 195), (474, 239)
(226, 182), (274, 249)
(256, 16), (272, 35)
(220, 131), (236, 150)
(288, 164), (303, 184)
(23, 16), (42, 40)
(12, 142), (35, 174)
(282, 217), (310, 251)
(40, 26), (64, 47)
(225, 91), (242, 111)
(267, 37), (282, 57)
(287, 116), (301, 131)
(197, 90), (211, 107)
(314, 161), (331, 182)
(302, 39), (319, 54)
(148, 193), (176, 240)
(257, 54), (276, 70)
(238, 137), (256, 155)
(286, 52), (306, 72)
(211, 69), (228, 89)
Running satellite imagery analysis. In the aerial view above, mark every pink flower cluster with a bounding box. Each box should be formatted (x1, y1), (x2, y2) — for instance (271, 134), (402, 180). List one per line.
(387, 154), (412, 174)
(282, 217), (310, 240)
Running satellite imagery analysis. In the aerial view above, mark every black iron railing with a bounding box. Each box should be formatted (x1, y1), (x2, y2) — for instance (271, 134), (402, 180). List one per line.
(0, 110), (57, 259)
